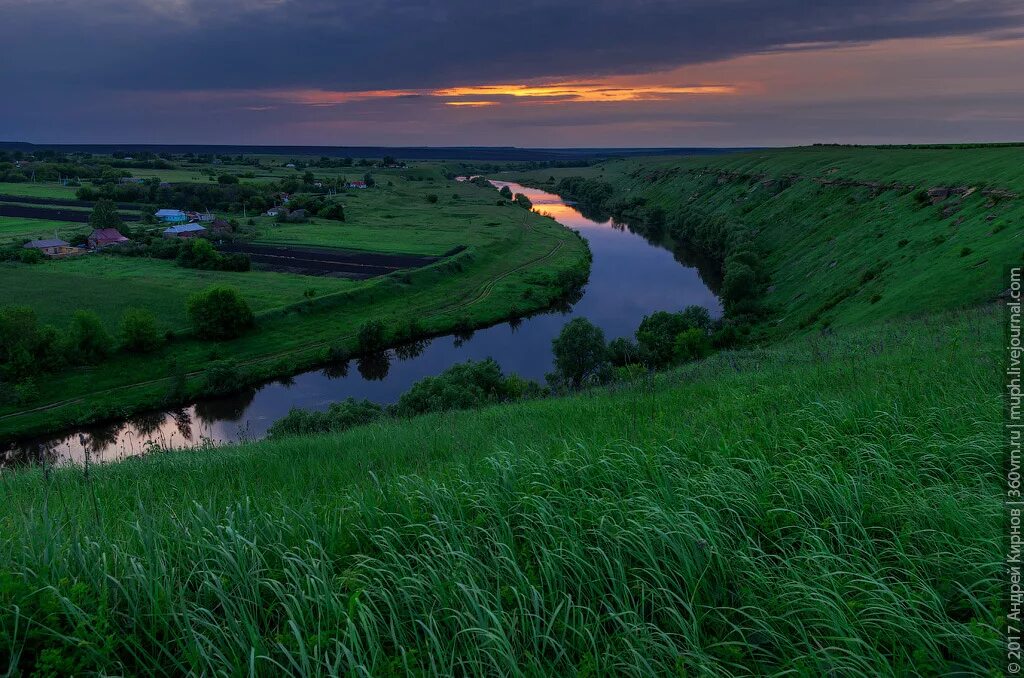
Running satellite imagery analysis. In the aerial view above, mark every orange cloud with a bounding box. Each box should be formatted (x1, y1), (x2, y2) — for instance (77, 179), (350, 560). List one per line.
(434, 83), (737, 103)
(444, 100), (499, 107)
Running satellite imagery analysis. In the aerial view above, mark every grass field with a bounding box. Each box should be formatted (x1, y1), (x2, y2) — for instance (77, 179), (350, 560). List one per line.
(254, 176), (528, 256)
(0, 217), (85, 243)
(514, 145), (1022, 335)
(0, 257), (357, 330)
(0, 181), (79, 199)
(0, 304), (1000, 675)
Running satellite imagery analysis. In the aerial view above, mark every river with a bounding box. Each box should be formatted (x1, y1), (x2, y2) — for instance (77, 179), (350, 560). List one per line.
(3, 180), (720, 466)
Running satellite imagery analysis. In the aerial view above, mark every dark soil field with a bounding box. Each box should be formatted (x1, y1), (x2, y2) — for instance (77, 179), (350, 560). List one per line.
(0, 194), (142, 210)
(0, 203), (140, 222)
(218, 242), (442, 278)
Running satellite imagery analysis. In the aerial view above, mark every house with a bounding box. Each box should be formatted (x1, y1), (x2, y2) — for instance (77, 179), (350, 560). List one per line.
(23, 239), (74, 257)
(118, 177), (145, 185)
(285, 163), (296, 169)
(264, 207), (288, 217)
(210, 218), (233, 235)
(162, 223), (207, 239)
(346, 180), (368, 189)
(155, 209), (188, 223)
(87, 228), (129, 249)
(186, 211), (215, 222)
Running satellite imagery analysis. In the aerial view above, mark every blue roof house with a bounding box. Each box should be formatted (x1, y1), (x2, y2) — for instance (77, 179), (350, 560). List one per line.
(155, 209), (188, 223)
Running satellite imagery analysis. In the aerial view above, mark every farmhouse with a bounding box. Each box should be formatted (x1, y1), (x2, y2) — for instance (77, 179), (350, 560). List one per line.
(347, 180), (368, 189)
(87, 228), (129, 249)
(162, 223), (207, 239)
(23, 239), (74, 257)
(155, 209), (187, 223)
(186, 211), (215, 222)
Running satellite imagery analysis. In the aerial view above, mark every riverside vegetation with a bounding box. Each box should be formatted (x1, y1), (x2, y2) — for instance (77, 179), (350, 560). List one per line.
(0, 144), (1014, 674)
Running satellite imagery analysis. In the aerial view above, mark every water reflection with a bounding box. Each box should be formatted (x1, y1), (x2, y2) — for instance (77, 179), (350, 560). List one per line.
(2, 180), (721, 466)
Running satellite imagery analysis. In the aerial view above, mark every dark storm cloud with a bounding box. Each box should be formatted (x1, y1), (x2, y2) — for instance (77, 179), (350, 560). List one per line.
(1, 0), (1022, 93)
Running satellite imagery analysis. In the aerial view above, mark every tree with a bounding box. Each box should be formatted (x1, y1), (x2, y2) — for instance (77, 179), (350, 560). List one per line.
(634, 305), (714, 368)
(68, 310), (112, 363)
(499, 185), (513, 199)
(550, 317), (608, 389)
(673, 327), (711, 363)
(186, 287), (254, 340)
(318, 203), (345, 221)
(89, 198), (123, 231)
(608, 336), (641, 367)
(363, 173), (375, 188)
(120, 307), (162, 353)
(514, 193), (533, 209)
(357, 319), (386, 352)
(217, 173), (239, 184)
(426, 194), (439, 204)
(721, 261), (757, 308)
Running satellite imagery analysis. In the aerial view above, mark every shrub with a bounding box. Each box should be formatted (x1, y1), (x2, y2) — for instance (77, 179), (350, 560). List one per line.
(550, 317), (609, 389)
(317, 203), (345, 221)
(357, 319), (386, 353)
(426, 194), (439, 204)
(635, 307), (710, 369)
(392, 359), (531, 417)
(720, 262), (758, 308)
(268, 398), (384, 438)
(120, 307), (162, 353)
(201, 360), (243, 394)
(68, 310), (112, 364)
(17, 248), (43, 265)
(959, 247), (973, 257)
(608, 337), (641, 367)
(217, 174), (239, 184)
(673, 327), (712, 363)
(186, 287), (254, 340)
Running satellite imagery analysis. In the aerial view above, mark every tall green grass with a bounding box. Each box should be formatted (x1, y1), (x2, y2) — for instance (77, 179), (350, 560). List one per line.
(0, 305), (1001, 675)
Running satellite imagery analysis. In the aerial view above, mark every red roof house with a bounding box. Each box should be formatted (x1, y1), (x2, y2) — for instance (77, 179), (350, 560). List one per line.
(87, 228), (129, 248)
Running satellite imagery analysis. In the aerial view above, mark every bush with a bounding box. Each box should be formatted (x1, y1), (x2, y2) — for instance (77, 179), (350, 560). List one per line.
(959, 247), (973, 257)
(426, 194), (439, 204)
(68, 310), (112, 364)
(636, 307), (709, 369)
(673, 327), (712, 363)
(550, 317), (609, 389)
(120, 307), (162, 353)
(317, 203), (345, 221)
(357, 319), (386, 353)
(17, 248), (43, 265)
(186, 287), (254, 340)
(608, 337), (641, 367)
(201, 360), (243, 394)
(217, 174), (239, 184)
(720, 262), (758, 308)
(392, 359), (532, 417)
(268, 398), (384, 438)
(0, 306), (63, 380)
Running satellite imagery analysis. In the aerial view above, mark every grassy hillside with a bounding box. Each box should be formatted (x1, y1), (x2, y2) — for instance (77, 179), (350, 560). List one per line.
(0, 304), (1000, 675)
(514, 145), (1022, 335)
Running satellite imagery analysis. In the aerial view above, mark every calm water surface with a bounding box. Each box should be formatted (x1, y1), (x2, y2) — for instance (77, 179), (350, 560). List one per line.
(4, 180), (720, 465)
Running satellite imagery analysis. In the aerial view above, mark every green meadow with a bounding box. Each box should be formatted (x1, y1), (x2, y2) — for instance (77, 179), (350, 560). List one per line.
(0, 256), (357, 330)
(0, 304), (1000, 675)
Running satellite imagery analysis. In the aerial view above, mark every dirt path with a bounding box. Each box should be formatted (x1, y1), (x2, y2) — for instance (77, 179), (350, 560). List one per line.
(0, 214), (569, 423)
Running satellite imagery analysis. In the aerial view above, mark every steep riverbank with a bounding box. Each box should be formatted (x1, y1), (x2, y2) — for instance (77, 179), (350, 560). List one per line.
(511, 144), (1021, 337)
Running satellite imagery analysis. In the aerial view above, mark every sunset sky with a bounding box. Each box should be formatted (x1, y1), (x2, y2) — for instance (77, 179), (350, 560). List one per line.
(3, 0), (1023, 147)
